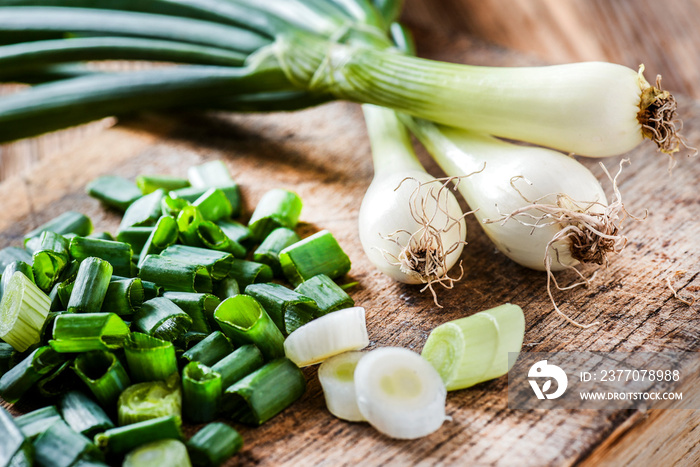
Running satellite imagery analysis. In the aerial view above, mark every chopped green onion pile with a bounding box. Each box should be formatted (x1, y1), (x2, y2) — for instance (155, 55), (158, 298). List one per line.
(0, 159), (355, 463)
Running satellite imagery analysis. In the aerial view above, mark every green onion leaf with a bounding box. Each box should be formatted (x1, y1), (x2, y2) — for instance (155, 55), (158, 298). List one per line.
(215, 220), (251, 247)
(73, 350), (131, 410)
(15, 405), (61, 440)
(31, 230), (70, 292)
(116, 226), (154, 256)
(0, 406), (33, 467)
(132, 297), (192, 342)
(186, 422), (242, 467)
(160, 245), (233, 281)
(137, 215), (179, 268)
(102, 278), (145, 316)
(50, 313), (129, 353)
(0, 345), (65, 403)
(138, 255), (212, 293)
(227, 259), (273, 289)
(247, 189), (302, 241)
(0, 247), (33, 271)
(61, 390), (115, 438)
(24, 211), (92, 245)
(69, 236), (134, 277)
(162, 291), (220, 334)
(0, 260), (34, 297)
(0, 271), (51, 352)
(161, 195), (190, 218)
(180, 331), (232, 368)
(136, 175), (189, 195)
(245, 282), (319, 335)
(118, 375), (182, 426)
(187, 161), (235, 189)
(182, 361), (222, 423)
(214, 295), (285, 360)
(34, 419), (103, 467)
(253, 227), (300, 276)
(211, 344), (264, 390)
(37, 358), (78, 398)
(176, 205), (204, 246)
(193, 188), (233, 222)
(196, 221), (247, 258)
(119, 190), (165, 231)
(67, 257), (113, 313)
(279, 230), (351, 286)
(223, 358), (306, 426)
(124, 332), (178, 383)
(95, 415), (184, 457)
(294, 274), (354, 315)
(123, 439), (191, 467)
(212, 277), (239, 303)
(86, 175), (142, 212)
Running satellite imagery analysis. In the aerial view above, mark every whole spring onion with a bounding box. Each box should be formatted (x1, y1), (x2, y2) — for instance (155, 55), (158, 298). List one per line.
(421, 304), (525, 391)
(265, 32), (687, 157)
(405, 118), (630, 327)
(317, 351), (365, 422)
(354, 347), (446, 439)
(283, 306), (369, 367)
(358, 104), (467, 302)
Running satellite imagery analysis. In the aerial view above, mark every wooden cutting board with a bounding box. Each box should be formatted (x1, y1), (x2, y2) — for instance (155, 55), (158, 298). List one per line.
(1, 27), (699, 466)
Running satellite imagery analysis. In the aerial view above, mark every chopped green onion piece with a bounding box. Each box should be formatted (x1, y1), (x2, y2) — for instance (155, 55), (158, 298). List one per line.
(223, 358), (306, 426)
(215, 220), (251, 246)
(188, 182), (240, 218)
(89, 232), (115, 241)
(354, 347), (447, 440)
(116, 226), (154, 255)
(132, 297), (193, 342)
(102, 278), (145, 316)
(119, 190), (165, 231)
(95, 416), (184, 456)
(211, 344), (264, 390)
(57, 281), (74, 309)
(0, 346), (65, 403)
(182, 361), (222, 423)
(137, 216), (179, 268)
(0, 271), (51, 352)
(118, 376), (182, 426)
(245, 283), (319, 335)
(0, 406), (32, 467)
(141, 280), (162, 300)
(123, 439), (191, 467)
(32, 231), (70, 292)
(61, 390), (115, 438)
(0, 247), (33, 271)
(214, 295), (285, 360)
(73, 350), (131, 409)
(33, 420), (102, 467)
(193, 188), (233, 222)
(37, 358), (78, 398)
(161, 195), (191, 218)
(227, 259), (273, 289)
(50, 313), (129, 352)
(24, 211), (92, 245)
(247, 189), (302, 241)
(279, 230), (351, 286)
(176, 332), (209, 350)
(318, 351), (365, 422)
(188, 161), (234, 189)
(86, 175), (142, 212)
(253, 227), (300, 276)
(72, 458), (109, 467)
(0, 342), (14, 376)
(0, 260), (34, 297)
(15, 405), (62, 440)
(69, 236), (134, 277)
(124, 332), (178, 383)
(67, 257), (113, 313)
(162, 291), (219, 334)
(294, 274), (354, 315)
(136, 175), (190, 195)
(47, 283), (63, 311)
(160, 245), (233, 281)
(187, 422), (242, 467)
(138, 255), (212, 293)
(421, 303), (525, 391)
(180, 331), (232, 368)
(176, 205), (204, 246)
(58, 259), (81, 283)
(196, 221), (246, 258)
(170, 187), (209, 203)
(284, 307), (369, 367)
(213, 277), (239, 302)
(39, 310), (66, 344)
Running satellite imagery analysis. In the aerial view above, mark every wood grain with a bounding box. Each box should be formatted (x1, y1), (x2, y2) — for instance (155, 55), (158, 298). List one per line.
(1, 25), (699, 466)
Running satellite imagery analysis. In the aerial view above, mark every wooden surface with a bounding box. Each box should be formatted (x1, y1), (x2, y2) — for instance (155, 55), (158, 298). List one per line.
(0, 24), (699, 466)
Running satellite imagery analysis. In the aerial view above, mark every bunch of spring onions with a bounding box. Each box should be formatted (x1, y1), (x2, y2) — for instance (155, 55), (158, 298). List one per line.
(0, 159), (365, 464)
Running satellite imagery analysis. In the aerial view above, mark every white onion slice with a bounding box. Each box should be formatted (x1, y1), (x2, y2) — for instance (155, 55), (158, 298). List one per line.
(354, 347), (447, 439)
(318, 351), (366, 422)
(283, 307), (369, 367)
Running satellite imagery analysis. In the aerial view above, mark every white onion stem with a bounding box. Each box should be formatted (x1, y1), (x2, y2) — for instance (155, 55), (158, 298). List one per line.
(283, 307), (369, 367)
(354, 347), (446, 439)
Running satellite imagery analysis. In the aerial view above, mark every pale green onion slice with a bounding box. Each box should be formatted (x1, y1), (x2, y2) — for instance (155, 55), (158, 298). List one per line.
(123, 439), (192, 467)
(0, 271), (51, 352)
(317, 351), (365, 422)
(283, 307), (369, 367)
(421, 303), (525, 391)
(118, 375), (182, 426)
(354, 347), (446, 439)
